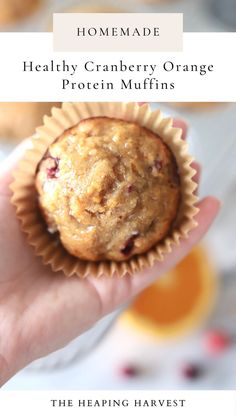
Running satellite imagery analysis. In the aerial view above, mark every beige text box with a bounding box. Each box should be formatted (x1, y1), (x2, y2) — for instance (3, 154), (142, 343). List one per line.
(53, 13), (183, 52)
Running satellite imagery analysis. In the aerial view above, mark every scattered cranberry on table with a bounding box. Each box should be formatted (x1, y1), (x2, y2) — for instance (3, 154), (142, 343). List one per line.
(181, 363), (202, 380)
(118, 364), (140, 378)
(204, 329), (231, 355)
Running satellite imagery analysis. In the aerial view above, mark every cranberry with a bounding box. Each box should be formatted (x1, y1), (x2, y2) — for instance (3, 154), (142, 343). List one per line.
(121, 239), (134, 256)
(204, 330), (231, 355)
(181, 363), (202, 380)
(121, 232), (139, 256)
(119, 364), (140, 378)
(127, 184), (134, 193)
(154, 159), (163, 171)
(46, 157), (60, 179)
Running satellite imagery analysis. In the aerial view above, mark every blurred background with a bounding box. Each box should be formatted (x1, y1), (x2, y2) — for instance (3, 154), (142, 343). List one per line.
(1, 101), (236, 390)
(0, 0), (236, 32)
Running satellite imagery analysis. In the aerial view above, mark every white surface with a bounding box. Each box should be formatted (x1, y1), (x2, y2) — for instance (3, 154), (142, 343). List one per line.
(3, 271), (236, 390)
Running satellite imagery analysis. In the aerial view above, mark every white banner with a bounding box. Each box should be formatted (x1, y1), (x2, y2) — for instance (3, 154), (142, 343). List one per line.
(0, 391), (235, 418)
(0, 32), (235, 101)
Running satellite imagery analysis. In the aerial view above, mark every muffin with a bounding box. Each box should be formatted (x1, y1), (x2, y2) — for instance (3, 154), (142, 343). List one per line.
(0, 103), (60, 140)
(35, 117), (181, 262)
(48, 4), (124, 31)
(61, 5), (122, 13)
(0, 0), (41, 26)
(121, 0), (175, 3)
(170, 103), (222, 111)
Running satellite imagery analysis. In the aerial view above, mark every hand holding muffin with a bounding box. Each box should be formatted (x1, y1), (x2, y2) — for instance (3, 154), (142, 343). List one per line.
(12, 103), (198, 277)
(0, 119), (220, 386)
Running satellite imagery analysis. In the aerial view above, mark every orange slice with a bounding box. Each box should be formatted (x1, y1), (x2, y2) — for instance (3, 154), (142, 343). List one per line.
(122, 246), (217, 340)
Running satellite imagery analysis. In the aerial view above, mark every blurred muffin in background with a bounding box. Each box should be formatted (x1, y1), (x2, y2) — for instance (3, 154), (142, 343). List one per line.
(0, 0), (41, 26)
(48, 3), (124, 30)
(61, 4), (123, 13)
(169, 103), (223, 112)
(0, 103), (60, 140)
(120, 0), (177, 4)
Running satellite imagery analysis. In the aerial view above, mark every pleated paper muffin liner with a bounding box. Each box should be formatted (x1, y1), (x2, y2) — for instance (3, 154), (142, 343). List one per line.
(11, 102), (198, 278)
